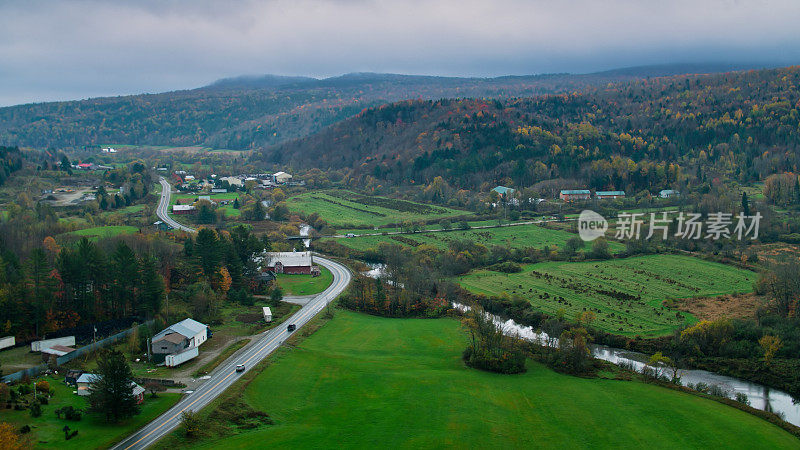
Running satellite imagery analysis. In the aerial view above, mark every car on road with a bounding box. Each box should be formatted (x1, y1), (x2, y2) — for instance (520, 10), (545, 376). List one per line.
(236, 364), (245, 373)
(287, 324), (296, 332)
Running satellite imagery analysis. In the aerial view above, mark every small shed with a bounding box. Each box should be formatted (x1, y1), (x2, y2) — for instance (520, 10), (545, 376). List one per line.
(76, 373), (101, 396)
(262, 307), (273, 323)
(132, 383), (145, 404)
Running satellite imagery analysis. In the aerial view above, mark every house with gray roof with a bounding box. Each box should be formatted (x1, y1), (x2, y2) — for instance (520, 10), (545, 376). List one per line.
(152, 318), (208, 355)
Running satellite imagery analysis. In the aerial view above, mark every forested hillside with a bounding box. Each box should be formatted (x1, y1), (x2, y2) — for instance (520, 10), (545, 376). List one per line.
(0, 65), (748, 151)
(261, 66), (800, 192)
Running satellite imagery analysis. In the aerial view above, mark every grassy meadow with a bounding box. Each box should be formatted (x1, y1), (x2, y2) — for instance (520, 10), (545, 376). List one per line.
(65, 225), (140, 240)
(285, 190), (472, 228)
(457, 254), (756, 336)
(275, 266), (333, 296)
(327, 223), (625, 253)
(183, 311), (797, 448)
(0, 374), (180, 449)
(170, 192), (242, 218)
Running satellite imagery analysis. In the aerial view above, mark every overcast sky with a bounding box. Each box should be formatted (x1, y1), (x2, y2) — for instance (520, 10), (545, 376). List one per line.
(1, 0), (799, 106)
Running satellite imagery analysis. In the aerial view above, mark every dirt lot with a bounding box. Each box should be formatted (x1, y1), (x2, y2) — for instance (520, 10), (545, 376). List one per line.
(44, 187), (92, 206)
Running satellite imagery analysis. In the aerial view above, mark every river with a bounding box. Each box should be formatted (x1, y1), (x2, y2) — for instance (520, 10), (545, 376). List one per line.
(299, 224), (311, 248)
(362, 264), (799, 426)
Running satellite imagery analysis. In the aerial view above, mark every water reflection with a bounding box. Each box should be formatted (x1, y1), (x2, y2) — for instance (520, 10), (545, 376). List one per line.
(454, 302), (800, 426)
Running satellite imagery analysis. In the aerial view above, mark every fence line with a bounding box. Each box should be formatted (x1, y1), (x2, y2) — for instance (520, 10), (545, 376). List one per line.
(1, 320), (154, 383)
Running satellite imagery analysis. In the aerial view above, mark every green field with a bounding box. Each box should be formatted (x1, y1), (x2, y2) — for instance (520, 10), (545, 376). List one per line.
(0, 375), (180, 449)
(458, 254), (756, 336)
(275, 266), (333, 296)
(285, 190), (472, 228)
(66, 225), (139, 239)
(327, 223), (625, 253)
(186, 311), (796, 448)
(170, 192), (241, 218)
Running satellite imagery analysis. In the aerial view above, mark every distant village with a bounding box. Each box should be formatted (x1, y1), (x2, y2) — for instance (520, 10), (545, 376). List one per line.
(168, 170), (299, 215)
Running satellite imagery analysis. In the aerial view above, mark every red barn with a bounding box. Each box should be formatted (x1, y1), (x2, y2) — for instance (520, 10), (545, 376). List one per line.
(264, 251), (314, 274)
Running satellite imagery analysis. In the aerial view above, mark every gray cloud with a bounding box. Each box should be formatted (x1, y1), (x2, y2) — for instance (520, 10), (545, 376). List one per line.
(0, 0), (799, 106)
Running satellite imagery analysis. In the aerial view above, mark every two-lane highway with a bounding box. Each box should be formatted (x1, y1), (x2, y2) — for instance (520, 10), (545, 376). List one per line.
(113, 177), (352, 449)
(156, 176), (196, 232)
(113, 256), (350, 450)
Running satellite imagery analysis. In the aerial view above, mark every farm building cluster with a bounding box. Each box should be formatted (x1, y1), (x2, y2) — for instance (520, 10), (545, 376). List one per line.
(558, 189), (680, 202)
(172, 170), (299, 193)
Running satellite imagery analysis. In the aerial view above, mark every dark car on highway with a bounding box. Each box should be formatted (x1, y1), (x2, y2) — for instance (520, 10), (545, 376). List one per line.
(287, 324), (296, 332)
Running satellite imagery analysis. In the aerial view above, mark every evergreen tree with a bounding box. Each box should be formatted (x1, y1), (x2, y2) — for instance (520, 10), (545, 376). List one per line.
(138, 256), (164, 316)
(111, 242), (139, 315)
(26, 248), (53, 336)
(741, 191), (750, 216)
(195, 228), (221, 278)
(88, 349), (140, 422)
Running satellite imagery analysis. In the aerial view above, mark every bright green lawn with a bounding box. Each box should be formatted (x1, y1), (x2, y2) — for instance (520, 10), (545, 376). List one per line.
(187, 311), (797, 449)
(327, 223), (625, 253)
(458, 254), (755, 336)
(0, 375), (180, 449)
(66, 225), (139, 239)
(285, 190), (472, 228)
(275, 266), (333, 296)
(170, 193), (241, 218)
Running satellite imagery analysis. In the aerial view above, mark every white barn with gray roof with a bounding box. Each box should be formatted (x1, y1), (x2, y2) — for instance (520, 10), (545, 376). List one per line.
(152, 318), (208, 355)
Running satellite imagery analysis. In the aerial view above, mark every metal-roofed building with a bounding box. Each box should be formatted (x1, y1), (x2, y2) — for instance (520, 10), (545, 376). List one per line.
(152, 318), (208, 355)
(263, 251), (315, 275)
(659, 189), (680, 198)
(559, 189), (591, 201)
(492, 186), (515, 196)
(595, 190), (626, 200)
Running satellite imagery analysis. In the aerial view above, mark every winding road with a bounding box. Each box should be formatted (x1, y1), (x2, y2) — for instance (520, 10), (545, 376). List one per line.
(156, 176), (196, 232)
(112, 179), (352, 450)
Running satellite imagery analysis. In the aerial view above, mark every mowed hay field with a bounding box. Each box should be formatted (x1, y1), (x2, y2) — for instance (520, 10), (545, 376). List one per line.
(275, 265), (334, 296)
(285, 190), (472, 228)
(328, 224), (626, 253)
(65, 225), (139, 240)
(457, 254), (756, 336)
(188, 311), (797, 449)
